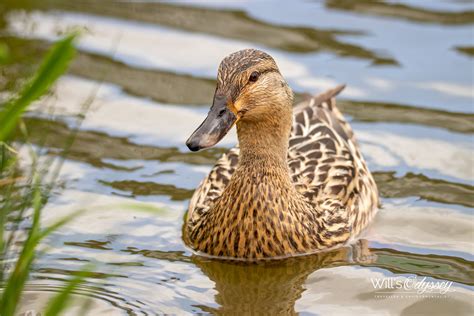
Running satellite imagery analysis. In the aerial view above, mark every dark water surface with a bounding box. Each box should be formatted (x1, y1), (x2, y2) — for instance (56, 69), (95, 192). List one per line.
(1, 0), (473, 315)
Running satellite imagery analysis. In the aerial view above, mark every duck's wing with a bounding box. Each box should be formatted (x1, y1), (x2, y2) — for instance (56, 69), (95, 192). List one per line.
(289, 85), (379, 234)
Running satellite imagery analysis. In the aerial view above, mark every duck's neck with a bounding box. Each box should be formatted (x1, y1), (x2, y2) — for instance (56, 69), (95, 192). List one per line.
(236, 112), (292, 171)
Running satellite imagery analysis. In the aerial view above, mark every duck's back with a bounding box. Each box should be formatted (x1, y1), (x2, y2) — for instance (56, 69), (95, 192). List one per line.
(187, 85), (378, 237)
(289, 85), (379, 236)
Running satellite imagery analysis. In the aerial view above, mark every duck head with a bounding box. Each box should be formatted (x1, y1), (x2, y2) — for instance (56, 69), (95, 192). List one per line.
(186, 49), (293, 152)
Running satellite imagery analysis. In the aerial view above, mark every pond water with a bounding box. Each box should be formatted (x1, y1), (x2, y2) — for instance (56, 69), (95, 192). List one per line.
(1, 0), (473, 315)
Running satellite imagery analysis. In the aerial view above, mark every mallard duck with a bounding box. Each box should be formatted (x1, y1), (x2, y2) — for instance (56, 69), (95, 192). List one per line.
(184, 49), (379, 260)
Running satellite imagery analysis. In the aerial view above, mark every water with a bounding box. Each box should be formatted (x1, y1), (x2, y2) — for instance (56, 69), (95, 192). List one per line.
(1, 0), (473, 314)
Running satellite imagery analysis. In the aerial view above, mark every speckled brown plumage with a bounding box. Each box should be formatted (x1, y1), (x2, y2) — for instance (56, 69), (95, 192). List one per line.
(185, 49), (379, 260)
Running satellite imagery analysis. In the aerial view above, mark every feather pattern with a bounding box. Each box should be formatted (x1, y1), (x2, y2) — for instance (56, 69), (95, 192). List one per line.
(187, 85), (378, 247)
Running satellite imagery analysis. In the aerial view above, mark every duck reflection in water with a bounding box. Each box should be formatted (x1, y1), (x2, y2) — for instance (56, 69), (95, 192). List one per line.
(191, 240), (375, 315)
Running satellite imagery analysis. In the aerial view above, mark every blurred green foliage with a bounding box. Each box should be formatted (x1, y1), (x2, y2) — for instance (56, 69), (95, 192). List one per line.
(0, 42), (9, 64)
(0, 33), (91, 316)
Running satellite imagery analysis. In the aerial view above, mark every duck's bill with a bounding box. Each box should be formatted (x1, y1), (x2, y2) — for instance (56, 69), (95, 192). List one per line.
(186, 95), (236, 152)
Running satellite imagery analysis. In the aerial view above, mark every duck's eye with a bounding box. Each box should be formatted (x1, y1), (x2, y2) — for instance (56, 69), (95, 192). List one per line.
(249, 71), (259, 83)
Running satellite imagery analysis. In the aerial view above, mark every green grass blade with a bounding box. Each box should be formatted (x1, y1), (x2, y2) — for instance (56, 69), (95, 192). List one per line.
(43, 266), (93, 316)
(0, 42), (9, 64)
(38, 209), (83, 241)
(0, 175), (43, 316)
(0, 32), (80, 316)
(0, 34), (77, 140)
(0, 177), (82, 315)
